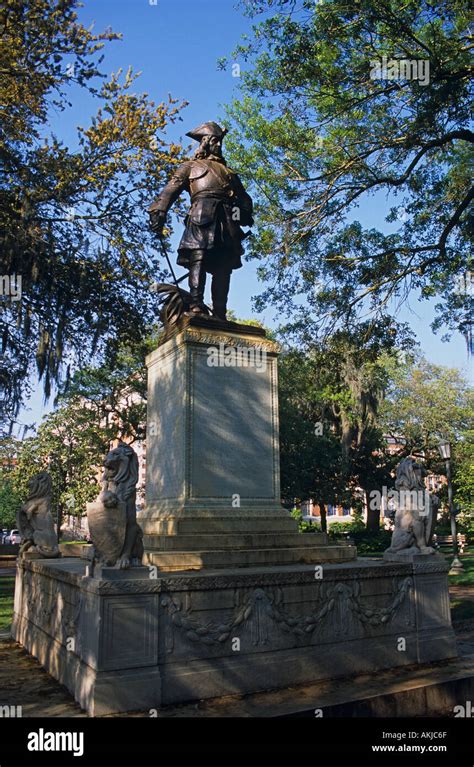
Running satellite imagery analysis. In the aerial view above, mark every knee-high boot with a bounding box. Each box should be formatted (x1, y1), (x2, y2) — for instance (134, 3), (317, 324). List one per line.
(188, 252), (206, 309)
(211, 269), (231, 320)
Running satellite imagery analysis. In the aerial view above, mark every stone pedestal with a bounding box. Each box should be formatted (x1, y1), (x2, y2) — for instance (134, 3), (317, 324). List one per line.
(138, 317), (355, 570)
(11, 555), (457, 715)
(10, 317), (458, 716)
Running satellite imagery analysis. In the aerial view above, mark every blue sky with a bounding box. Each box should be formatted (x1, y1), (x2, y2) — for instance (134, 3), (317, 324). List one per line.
(19, 0), (472, 430)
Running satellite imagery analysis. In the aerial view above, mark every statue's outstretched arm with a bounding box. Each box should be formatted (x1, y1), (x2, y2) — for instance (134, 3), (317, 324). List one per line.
(148, 162), (192, 234)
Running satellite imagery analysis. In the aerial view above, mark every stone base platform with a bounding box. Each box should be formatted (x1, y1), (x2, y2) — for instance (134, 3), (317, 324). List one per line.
(153, 653), (474, 718)
(143, 544), (355, 571)
(12, 554), (457, 716)
(140, 512), (356, 570)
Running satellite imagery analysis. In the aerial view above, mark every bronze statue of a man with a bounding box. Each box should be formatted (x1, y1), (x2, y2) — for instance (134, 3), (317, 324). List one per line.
(147, 121), (253, 320)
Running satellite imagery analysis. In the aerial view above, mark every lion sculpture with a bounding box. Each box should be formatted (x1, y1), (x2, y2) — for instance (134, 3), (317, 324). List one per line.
(17, 472), (61, 558)
(87, 442), (144, 570)
(384, 456), (436, 557)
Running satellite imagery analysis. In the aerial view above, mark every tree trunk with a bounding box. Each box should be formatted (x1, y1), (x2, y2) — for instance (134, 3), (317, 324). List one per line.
(365, 488), (380, 533)
(56, 502), (63, 543)
(319, 501), (327, 533)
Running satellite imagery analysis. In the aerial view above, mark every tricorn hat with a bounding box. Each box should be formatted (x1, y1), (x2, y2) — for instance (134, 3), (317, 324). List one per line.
(186, 121), (228, 142)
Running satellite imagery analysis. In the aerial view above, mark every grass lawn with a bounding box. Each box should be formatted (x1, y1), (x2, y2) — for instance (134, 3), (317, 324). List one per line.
(0, 575), (15, 631)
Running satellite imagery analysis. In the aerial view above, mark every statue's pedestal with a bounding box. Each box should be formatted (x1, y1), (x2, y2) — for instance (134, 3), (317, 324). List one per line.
(384, 550), (436, 562)
(138, 317), (355, 569)
(12, 555), (457, 715)
(10, 318), (457, 715)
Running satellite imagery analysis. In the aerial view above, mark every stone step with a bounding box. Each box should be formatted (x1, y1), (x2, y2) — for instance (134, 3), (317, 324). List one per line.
(144, 544), (356, 571)
(144, 532), (328, 551)
(139, 515), (300, 536)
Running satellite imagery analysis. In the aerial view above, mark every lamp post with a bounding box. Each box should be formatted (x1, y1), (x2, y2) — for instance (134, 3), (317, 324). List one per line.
(438, 439), (463, 574)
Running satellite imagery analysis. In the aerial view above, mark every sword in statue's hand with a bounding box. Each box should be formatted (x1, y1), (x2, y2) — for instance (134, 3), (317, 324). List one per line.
(149, 213), (212, 326)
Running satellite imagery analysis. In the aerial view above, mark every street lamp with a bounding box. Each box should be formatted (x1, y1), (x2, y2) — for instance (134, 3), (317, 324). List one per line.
(438, 439), (463, 574)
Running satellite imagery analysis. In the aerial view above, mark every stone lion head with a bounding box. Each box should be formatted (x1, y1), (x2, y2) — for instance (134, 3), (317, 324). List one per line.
(394, 456), (425, 492)
(27, 471), (52, 500)
(103, 442), (139, 500)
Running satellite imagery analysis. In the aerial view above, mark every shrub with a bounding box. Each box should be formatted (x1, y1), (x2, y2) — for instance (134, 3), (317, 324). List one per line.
(329, 522), (392, 554)
(291, 506), (322, 533)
